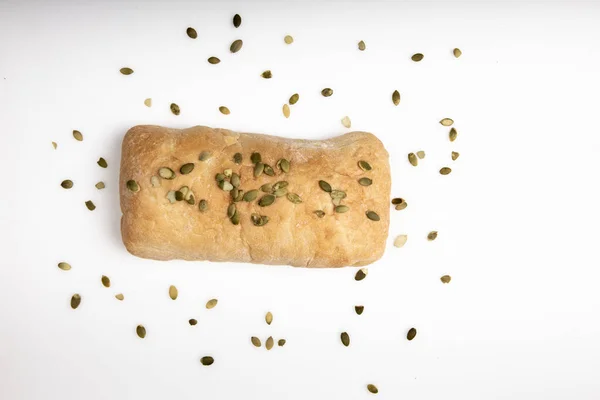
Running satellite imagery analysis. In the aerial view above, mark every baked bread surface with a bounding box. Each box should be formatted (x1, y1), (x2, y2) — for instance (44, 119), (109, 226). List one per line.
(120, 125), (390, 267)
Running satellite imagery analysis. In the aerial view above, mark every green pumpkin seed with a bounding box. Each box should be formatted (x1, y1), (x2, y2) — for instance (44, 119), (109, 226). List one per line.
(233, 14), (241, 28)
(230, 39), (243, 53)
(394, 235), (408, 248)
(340, 332), (350, 347)
(284, 35), (294, 44)
(95, 181), (105, 190)
(230, 188), (239, 200)
(453, 48), (462, 58)
(180, 163), (194, 174)
(251, 152), (262, 164)
(411, 53), (424, 62)
(85, 201), (96, 211)
(127, 180), (139, 192)
(101, 275), (110, 288)
(417, 150), (425, 159)
(449, 128), (457, 142)
(136, 325), (146, 338)
(408, 153), (418, 166)
(251, 337), (261, 347)
(73, 130), (83, 141)
(358, 160), (372, 171)
(58, 262), (71, 271)
(230, 210), (240, 225)
(198, 151), (211, 161)
(231, 173), (241, 188)
(392, 90), (400, 106)
(169, 285), (178, 300)
(166, 191), (177, 204)
(52, 141), (57, 149)
(243, 189), (259, 202)
(159, 167), (175, 179)
(175, 191), (184, 201)
(199, 199), (208, 212)
(71, 294), (81, 309)
(61, 180), (73, 189)
(227, 203), (236, 218)
(278, 339), (286, 346)
(452, 151), (460, 161)
(115, 293), (124, 301)
(330, 190), (346, 200)
(277, 158), (290, 173)
(314, 210), (325, 218)
(427, 231), (438, 241)
(355, 306), (364, 315)
(287, 193), (302, 203)
(219, 106), (230, 115)
(266, 336), (274, 350)
(215, 173), (226, 182)
(335, 205), (349, 213)
(120, 67), (134, 75)
(367, 384), (378, 394)
(206, 299), (218, 309)
(261, 70), (272, 79)
(208, 56), (220, 64)
(260, 183), (272, 193)
(440, 118), (454, 126)
(358, 177), (372, 186)
(144, 98), (152, 107)
(391, 198), (404, 205)
(319, 180), (332, 192)
(234, 191), (244, 203)
(440, 275), (452, 284)
(186, 195), (195, 205)
(189, 319), (197, 325)
(200, 356), (214, 366)
(254, 162), (264, 177)
(219, 180), (234, 191)
(407, 327), (417, 341)
(272, 181), (288, 191)
(358, 40), (366, 51)
(186, 27), (197, 39)
(321, 88), (333, 97)
(251, 213), (269, 226)
(97, 157), (108, 168)
(355, 268), (368, 281)
(283, 103), (290, 118)
(170, 103), (180, 115)
(258, 194), (275, 207)
(263, 164), (275, 176)
(289, 93), (299, 105)
(366, 211), (380, 221)
(233, 152), (242, 164)
(265, 312), (273, 325)
(440, 167), (452, 175)
(274, 187), (288, 197)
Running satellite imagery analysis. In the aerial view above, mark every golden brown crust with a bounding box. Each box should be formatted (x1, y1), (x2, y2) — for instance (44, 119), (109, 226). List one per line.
(119, 125), (390, 268)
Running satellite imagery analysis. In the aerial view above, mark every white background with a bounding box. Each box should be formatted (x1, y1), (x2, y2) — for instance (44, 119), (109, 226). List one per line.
(1, 0), (600, 399)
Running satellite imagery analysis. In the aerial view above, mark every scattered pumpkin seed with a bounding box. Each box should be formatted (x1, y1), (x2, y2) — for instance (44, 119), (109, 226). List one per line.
(179, 186), (189, 197)
(358, 177), (372, 186)
(272, 181), (288, 191)
(452, 151), (460, 161)
(230, 173), (241, 188)
(158, 167), (175, 180)
(440, 167), (452, 175)
(407, 327), (417, 341)
(95, 181), (105, 190)
(260, 184), (272, 193)
(200, 356), (214, 366)
(391, 198), (404, 205)
(166, 191), (176, 204)
(287, 193), (302, 204)
(197, 151), (211, 162)
(258, 194), (275, 207)
(367, 384), (379, 394)
(242, 189), (259, 202)
(408, 153), (418, 166)
(233, 153), (242, 164)
(227, 203), (236, 218)
(169, 285), (178, 300)
(180, 163), (194, 174)
(52, 141), (57, 149)
(440, 275), (452, 284)
(170, 103), (180, 115)
(58, 262), (71, 271)
(136, 325), (146, 338)
(230, 39), (243, 53)
(284, 35), (294, 44)
(206, 299), (218, 309)
(199, 199), (208, 212)
(115, 293), (124, 301)
(61, 180), (73, 189)
(144, 98), (152, 107)
(332, 198), (342, 206)
(274, 188), (288, 197)
(321, 88), (333, 97)
(265, 312), (273, 325)
(358, 40), (366, 51)
(366, 211), (380, 221)
(73, 130), (83, 141)
(261, 70), (272, 79)
(283, 103), (290, 118)
(219, 106), (230, 115)
(101, 275), (110, 288)
(71, 294), (81, 309)
(440, 118), (454, 126)
(427, 231), (438, 241)
(411, 53), (424, 62)
(186, 27), (197, 39)
(219, 180), (234, 191)
(278, 339), (286, 346)
(127, 180), (139, 192)
(358, 160), (372, 171)
(318, 180), (332, 192)
(355, 306), (364, 315)
(341, 116), (351, 128)
(392, 90), (400, 106)
(394, 235), (408, 248)
(254, 162), (264, 177)
(215, 173), (226, 182)
(266, 336), (274, 350)
(120, 67), (134, 75)
(355, 268), (368, 281)
(230, 210), (240, 226)
(335, 205), (349, 213)
(251, 152), (262, 164)
(97, 157), (108, 168)
(453, 48), (462, 58)
(85, 201), (96, 211)
(314, 210), (325, 218)
(187, 195), (196, 205)
(189, 319), (197, 325)
(289, 93), (299, 105)
(231, 188), (239, 200)
(449, 127), (457, 142)
(251, 214), (269, 226)
(263, 164), (275, 176)
(417, 150), (425, 159)
(251, 337), (261, 347)
(233, 14), (241, 28)
(277, 158), (290, 173)
(340, 332), (350, 347)
(208, 56), (220, 64)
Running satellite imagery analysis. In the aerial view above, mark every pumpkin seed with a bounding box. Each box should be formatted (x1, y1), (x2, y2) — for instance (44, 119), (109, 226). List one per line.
(272, 181), (288, 191)
(186, 27), (197, 39)
(330, 190), (346, 200)
(208, 56), (220, 64)
(175, 191), (184, 201)
(251, 337), (261, 347)
(230, 173), (241, 188)
(355, 305), (364, 315)
(136, 325), (146, 338)
(101, 275), (110, 288)
(71, 294), (81, 309)
(440, 118), (454, 126)
(284, 35), (293, 44)
(394, 235), (408, 248)
(52, 141), (57, 149)
(169, 285), (178, 300)
(206, 299), (218, 309)
(367, 384), (378, 394)
(230, 39), (243, 53)
(178, 186), (189, 197)
(115, 293), (124, 301)
(223, 168), (232, 177)
(197, 151), (211, 162)
(189, 319), (197, 326)
(407, 327), (417, 341)
(440, 275), (452, 284)
(411, 53), (424, 62)
(289, 93), (299, 105)
(266, 336), (274, 350)
(200, 356), (214, 366)
(277, 158), (290, 173)
(166, 191), (176, 204)
(332, 198), (342, 206)
(452, 151), (460, 161)
(358, 177), (372, 186)
(263, 164), (275, 176)
(233, 14), (241, 28)
(97, 157), (108, 168)
(283, 104), (290, 118)
(366, 211), (380, 221)
(358, 160), (372, 171)
(58, 262), (71, 271)
(358, 40), (366, 51)
(219, 180), (234, 191)
(250, 152), (262, 164)
(408, 153), (418, 166)
(215, 173), (226, 182)
(391, 198), (404, 205)
(127, 180), (139, 192)
(120, 67), (134, 75)
(261, 70), (272, 79)
(61, 180), (73, 189)
(243, 190), (259, 202)
(230, 210), (240, 225)
(314, 210), (325, 218)
(265, 312), (273, 325)
(187, 195), (195, 205)
(440, 167), (452, 175)
(278, 339), (286, 346)
(180, 163), (194, 174)
(254, 162), (264, 177)
(453, 48), (462, 58)
(170, 103), (180, 115)
(260, 183), (272, 193)
(199, 199), (208, 212)
(95, 181), (105, 190)
(158, 167), (175, 179)
(251, 213), (269, 226)
(233, 153), (242, 164)
(231, 188), (239, 200)
(449, 128), (457, 142)
(274, 187), (288, 197)
(318, 180), (332, 192)
(321, 88), (333, 97)
(335, 205), (349, 213)
(227, 203), (236, 218)
(144, 98), (152, 107)
(258, 194), (275, 207)
(417, 150), (425, 159)
(341, 116), (351, 128)
(73, 130), (83, 141)
(427, 231), (438, 241)
(85, 201), (96, 211)
(219, 106), (230, 115)
(340, 332), (350, 347)
(287, 193), (302, 203)
(392, 90), (400, 105)
(355, 268), (368, 281)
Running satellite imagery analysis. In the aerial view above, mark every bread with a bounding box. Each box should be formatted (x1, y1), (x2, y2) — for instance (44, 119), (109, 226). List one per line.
(119, 125), (390, 268)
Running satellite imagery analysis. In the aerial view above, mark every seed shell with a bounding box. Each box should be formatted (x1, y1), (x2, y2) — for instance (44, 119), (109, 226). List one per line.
(120, 67), (134, 75)
(440, 167), (452, 175)
(101, 275), (110, 288)
(411, 53), (424, 62)
(72, 130), (83, 141)
(261, 70), (272, 79)
(284, 35), (294, 44)
(230, 39), (243, 53)
(251, 337), (261, 347)
(169, 285), (178, 300)
(61, 180), (73, 189)
(207, 57), (220, 64)
(355, 268), (368, 281)
(367, 384), (379, 394)
(144, 98), (152, 107)
(266, 336), (274, 350)
(341, 116), (351, 128)
(278, 339), (286, 346)
(85, 201), (96, 211)
(392, 90), (400, 105)
(200, 356), (214, 366)
(189, 319), (197, 325)
(283, 104), (290, 118)
(394, 235), (408, 248)
(115, 294), (124, 301)
(340, 332), (350, 347)
(206, 299), (218, 309)
(407, 327), (417, 341)
(452, 151), (460, 161)
(170, 103), (180, 115)
(355, 306), (364, 315)
(449, 128), (457, 142)
(440, 118), (454, 126)
(136, 325), (146, 338)
(417, 150), (425, 159)
(95, 181), (105, 189)
(289, 93), (299, 105)
(427, 231), (438, 241)
(321, 88), (333, 97)
(441, 275), (452, 284)
(71, 294), (81, 309)
(265, 312), (273, 325)
(97, 157), (107, 168)
(358, 40), (366, 51)
(219, 106), (230, 115)
(58, 262), (71, 271)
(408, 153), (418, 166)
(453, 48), (462, 58)
(158, 167), (175, 179)
(186, 27), (197, 39)
(233, 14), (241, 28)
